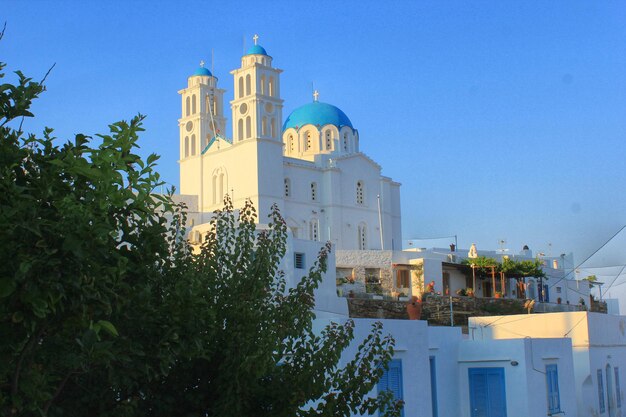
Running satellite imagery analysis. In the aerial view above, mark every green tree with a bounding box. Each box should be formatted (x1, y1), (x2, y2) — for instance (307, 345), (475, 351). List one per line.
(0, 53), (399, 417)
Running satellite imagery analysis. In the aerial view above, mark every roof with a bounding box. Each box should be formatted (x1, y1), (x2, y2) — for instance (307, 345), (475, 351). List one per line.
(283, 101), (353, 131)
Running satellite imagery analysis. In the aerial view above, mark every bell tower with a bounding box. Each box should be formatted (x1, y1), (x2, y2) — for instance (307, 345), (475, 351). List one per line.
(178, 62), (226, 202)
(230, 34), (283, 142)
(227, 35), (285, 219)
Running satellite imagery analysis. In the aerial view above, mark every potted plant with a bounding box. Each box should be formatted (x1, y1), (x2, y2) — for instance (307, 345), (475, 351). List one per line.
(406, 296), (422, 320)
(494, 291), (502, 299)
(466, 287), (475, 297)
(456, 288), (466, 297)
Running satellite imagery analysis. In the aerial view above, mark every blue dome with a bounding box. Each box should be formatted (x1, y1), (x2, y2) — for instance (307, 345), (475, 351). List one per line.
(193, 67), (212, 77)
(283, 101), (354, 131)
(246, 44), (268, 56)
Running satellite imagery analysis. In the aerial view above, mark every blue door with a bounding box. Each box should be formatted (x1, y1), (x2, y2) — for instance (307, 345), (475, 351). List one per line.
(469, 367), (507, 417)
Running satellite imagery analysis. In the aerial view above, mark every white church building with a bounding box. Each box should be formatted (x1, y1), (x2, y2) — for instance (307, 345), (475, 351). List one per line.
(178, 37), (401, 253)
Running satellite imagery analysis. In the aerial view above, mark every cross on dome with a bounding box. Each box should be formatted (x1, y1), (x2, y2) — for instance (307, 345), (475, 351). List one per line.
(253, 34), (259, 45)
(313, 90), (319, 102)
(200, 60), (205, 68)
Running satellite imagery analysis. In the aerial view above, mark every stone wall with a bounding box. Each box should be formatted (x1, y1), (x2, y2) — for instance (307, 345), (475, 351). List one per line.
(347, 295), (531, 326)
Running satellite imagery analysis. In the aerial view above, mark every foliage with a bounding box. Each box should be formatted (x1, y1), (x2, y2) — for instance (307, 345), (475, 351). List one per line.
(462, 256), (546, 278)
(462, 256), (499, 276)
(501, 258), (546, 278)
(584, 275), (598, 283)
(366, 283), (384, 295)
(0, 56), (400, 417)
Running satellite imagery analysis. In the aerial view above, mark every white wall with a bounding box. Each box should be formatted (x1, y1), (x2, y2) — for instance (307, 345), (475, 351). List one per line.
(428, 327), (463, 417)
(469, 312), (626, 417)
(458, 338), (577, 417)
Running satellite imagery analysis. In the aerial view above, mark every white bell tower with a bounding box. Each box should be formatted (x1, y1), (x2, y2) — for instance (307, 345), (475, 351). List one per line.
(178, 62), (226, 203)
(230, 34), (283, 142)
(226, 35), (285, 219)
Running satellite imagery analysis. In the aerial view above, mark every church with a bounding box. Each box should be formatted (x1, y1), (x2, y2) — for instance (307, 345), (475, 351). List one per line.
(177, 35), (402, 252)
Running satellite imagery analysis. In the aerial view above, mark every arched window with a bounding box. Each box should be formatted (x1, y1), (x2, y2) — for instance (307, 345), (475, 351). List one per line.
(219, 173), (224, 202)
(245, 74), (251, 96)
(238, 119), (243, 141)
(238, 77), (244, 98)
(358, 223), (367, 250)
(185, 96), (190, 116)
(262, 117), (267, 136)
(284, 178), (291, 197)
(325, 130), (332, 150)
(184, 136), (189, 157)
(260, 75), (266, 95)
(270, 118), (275, 138)
(356, 181), (364, 205)
(269, 76), (274, 97)
(309, 220), (319, 242)
(192, 94), (197, 114)
(310, 182), (317, 201)
(212, 175), (217, 204)
(343, 133), (348, 152)
(191, 134), (196, 156)
(246, 116), (251, 138)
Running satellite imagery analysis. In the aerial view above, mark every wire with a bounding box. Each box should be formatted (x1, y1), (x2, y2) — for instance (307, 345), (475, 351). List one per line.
(563, 315), (587, 337)
(549, 225), (626, 289)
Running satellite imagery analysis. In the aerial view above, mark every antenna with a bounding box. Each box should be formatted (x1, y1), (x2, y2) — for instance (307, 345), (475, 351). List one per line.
(497, 239), (508, 254)
(242, 35), (245, 55)
(211, 48), (214, 78)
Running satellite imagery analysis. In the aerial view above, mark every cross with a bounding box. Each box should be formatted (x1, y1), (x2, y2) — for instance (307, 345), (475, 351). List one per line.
(253, 34), (259, 45)
(313, 90), (319, 102)
(200, 60), (205, 68)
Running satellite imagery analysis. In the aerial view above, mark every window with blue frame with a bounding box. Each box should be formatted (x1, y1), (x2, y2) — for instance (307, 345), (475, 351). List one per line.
(598, 369), (606, 413)
(545, 364), (561, 415)
(378, 359), (404, 417)
(616, 367), (622, 408)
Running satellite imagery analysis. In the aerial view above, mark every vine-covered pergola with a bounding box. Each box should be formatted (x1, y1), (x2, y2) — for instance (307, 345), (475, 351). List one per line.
(462, 256), (546, 297)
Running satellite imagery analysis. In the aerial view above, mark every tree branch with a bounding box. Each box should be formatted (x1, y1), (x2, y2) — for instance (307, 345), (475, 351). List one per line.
(12, 325), (45, 397)
(42, 369), (76, 416)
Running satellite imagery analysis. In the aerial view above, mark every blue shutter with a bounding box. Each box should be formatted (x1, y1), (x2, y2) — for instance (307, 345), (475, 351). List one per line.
(546, 364), (561, 414)
(598, 369), (606, 413)
(469, 367), (507, 417)
(378, 359), (404, 417)
(616, 367), (622, 408)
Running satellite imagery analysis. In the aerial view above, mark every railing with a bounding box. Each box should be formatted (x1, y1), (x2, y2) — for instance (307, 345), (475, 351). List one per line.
(533, 302), (585, 313)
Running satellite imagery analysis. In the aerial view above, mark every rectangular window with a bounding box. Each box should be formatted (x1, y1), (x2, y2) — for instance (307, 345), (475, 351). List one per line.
(598, 369), (606, 413)
(378, 359), (404, 417)
(616, 367), (622, 408)
(556, 287), (562, 293)
(396, 270), (410, 288)
(546, 364), (561, 415)
(294, 252), (305, 269)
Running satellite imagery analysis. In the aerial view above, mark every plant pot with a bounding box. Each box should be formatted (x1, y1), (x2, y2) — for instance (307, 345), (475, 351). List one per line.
(406, 299), (422, 320)
(494, 293), (501, 299)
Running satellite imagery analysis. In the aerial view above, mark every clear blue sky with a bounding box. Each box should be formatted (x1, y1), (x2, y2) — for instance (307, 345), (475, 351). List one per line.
(3, 1), (625, 262)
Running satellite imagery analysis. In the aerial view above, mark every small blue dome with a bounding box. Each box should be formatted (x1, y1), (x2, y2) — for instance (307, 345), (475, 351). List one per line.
(246, 44), (268, 56)
(283, 101), (354, 131)
(193, 67), (212, 77)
